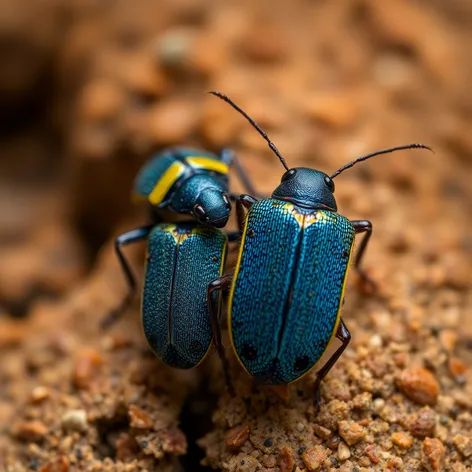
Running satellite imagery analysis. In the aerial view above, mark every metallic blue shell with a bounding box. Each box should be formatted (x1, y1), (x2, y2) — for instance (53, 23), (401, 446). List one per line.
(134, 147), (227, 206)
(229, 199), (355, 384)
(143, 223), (227, 369)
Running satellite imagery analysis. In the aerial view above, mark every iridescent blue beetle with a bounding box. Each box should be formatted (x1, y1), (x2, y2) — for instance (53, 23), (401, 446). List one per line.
(207, 92), (432, 404)
(134, 147), (255, 227)
(107, 147), (255, 373)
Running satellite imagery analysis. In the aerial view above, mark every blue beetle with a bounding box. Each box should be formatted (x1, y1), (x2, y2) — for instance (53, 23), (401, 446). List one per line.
(134, 147), (256, 228)
(207, 91), (432, 403)
(105, 147), (255, 373)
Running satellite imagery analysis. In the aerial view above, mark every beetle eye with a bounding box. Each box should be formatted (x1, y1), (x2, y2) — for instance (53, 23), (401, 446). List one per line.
(193, 204), (206, 219)
(281, 169), (296, 182)
(324, 176), (335, 192)
(223, 194), (232, 210)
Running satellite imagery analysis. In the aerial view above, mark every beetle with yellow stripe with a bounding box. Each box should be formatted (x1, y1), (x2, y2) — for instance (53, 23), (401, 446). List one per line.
(134, 147), (256, 228)
(105, 146), (256, 375)
(207, 92), (432, 405)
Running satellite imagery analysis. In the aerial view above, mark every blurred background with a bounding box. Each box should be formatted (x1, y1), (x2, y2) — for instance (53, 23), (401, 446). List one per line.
(0, 0), (471, 470)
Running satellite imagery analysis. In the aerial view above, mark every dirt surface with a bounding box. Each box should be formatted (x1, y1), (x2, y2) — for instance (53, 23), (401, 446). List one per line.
(1, 0), (472, 470)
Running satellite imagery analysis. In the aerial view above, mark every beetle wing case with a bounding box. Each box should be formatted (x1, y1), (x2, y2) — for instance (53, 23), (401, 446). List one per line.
(142, 223), (227, 369)
(229, 199), (354, 383)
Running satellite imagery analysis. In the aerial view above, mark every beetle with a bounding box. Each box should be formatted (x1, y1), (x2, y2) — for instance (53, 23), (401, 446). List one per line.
(104, 147), (255, 374)
(206, 91), (432, 404)
(134, 146), (257, 227)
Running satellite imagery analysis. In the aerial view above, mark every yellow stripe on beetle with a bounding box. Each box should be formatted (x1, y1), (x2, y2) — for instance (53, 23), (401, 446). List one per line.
(148, 162), (186, 205)
(186, 156), (229, 175)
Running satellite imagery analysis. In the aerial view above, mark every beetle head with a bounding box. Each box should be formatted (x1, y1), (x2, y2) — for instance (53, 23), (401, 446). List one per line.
(193, 188), (232, 228)
(272, 168), (337, 210)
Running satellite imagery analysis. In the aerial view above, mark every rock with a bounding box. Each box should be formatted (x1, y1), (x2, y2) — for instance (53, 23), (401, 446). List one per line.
(338, 420), (366, 446)
(279, 447), (295, 472)
(453, 434), (472, 458)
(391, 431), (413, 449)
(225, 424), (250, 449)
(61, 410), (88, 433)
(398, 367), (439, 406)
(302, 445), (329, 471)
(30, 386), (51, 404)
(337, 441), (351, 461)
(129, 405), (154, 430)
(73, 349), (103, 389)
(12, 420), (48, 441)
(407, 408), (436, 438)
(448, 357), (467, 383)
(422, 438), (445, 471)
(39, 455), (70, 472)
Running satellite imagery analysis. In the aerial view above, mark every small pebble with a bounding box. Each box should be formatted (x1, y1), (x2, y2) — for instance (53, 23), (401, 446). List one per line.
(372, 398), (385, 412)
(391, 431), (413, 449)
(337, 442), (351, 461)
(225, 424), (250, 449)
(61, 409), (88, 432)
(453, 434), (472, 458)
(73, 349), (102, 389)
(296, 422), (305, 432)
(128, 405), (154, 430)
(39, 455), (69, 472)
(398, 367), (439, 406)
(279, 447), (295, 472)
(263, 437), (273, 447)
(338, 420), (366, 446)
(369, 334), (383, 348)
(448, 357), (467, 383)
(313, 424), (330, 440)
(407, 408), (436, 438)
(12, 421), (48, 441)
(302, 445), (328, 471)
(422, 438), (445, 471)
(30, 386), (50, 404)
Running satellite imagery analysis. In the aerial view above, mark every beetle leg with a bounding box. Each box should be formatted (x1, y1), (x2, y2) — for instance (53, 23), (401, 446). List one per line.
(208, 274), (234, 394)
(101, 225), (154, 329)
(313, 319), (351, 409)
(220, 148), (261, 197)
(236, 194), (258, 232)
(350, 219), (376, 292)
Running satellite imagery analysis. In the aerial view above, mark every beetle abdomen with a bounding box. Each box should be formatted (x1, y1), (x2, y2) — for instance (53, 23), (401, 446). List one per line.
(229, 199), (355, 383)
(143, 223), (227, 369)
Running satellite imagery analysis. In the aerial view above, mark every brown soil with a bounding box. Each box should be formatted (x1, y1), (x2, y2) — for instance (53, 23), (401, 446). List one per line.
(0, 0), (471, 471)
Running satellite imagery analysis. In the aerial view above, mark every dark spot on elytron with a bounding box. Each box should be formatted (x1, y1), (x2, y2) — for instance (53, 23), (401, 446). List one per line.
(240, 344), (257, 361)
(212, 255), (218, 263)
(341, 250), (349, 258)
(318, 339), (326, 348)
(294, 356), (310, 372)
(189, 340), (203, 353)
(263, 437), (273, 447)
(234, 321), (243, 327)
(248, 229), (255, 237)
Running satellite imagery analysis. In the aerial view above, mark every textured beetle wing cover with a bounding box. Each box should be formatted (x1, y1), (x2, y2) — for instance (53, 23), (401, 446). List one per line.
(143, 224), (227, 369)
(230, 200), (354, 383)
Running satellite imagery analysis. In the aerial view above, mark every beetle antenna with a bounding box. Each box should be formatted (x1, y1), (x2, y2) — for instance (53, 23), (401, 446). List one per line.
(209, 91), (290, 171)
(330, 143), (434, 179)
